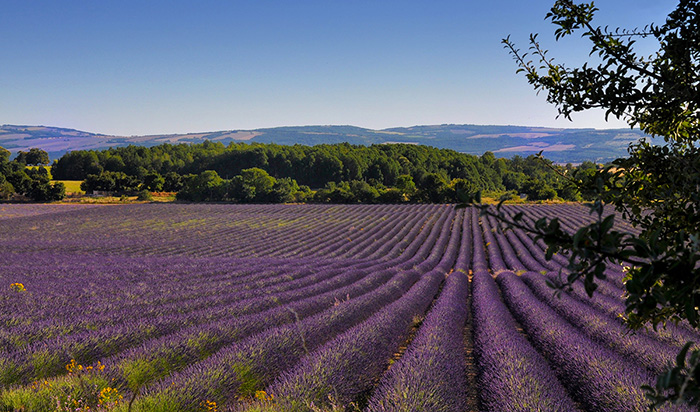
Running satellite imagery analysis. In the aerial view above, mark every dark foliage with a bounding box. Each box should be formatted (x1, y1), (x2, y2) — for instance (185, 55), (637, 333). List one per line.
(497, 0), (700, 407)
(0, 149), (64, 201)
(50, 142), (587, 203)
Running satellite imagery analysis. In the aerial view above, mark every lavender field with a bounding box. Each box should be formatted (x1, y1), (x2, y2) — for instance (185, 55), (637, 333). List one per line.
(0, 203), (692, 412)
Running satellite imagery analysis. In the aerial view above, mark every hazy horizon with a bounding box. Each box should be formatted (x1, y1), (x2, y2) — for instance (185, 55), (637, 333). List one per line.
(1, 0), (674, 136)
(2, 121), (638, 138)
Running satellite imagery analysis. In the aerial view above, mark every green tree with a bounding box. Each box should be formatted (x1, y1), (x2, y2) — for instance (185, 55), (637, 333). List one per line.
(449, 178), (481, 203)
(163, 171), (183, 192)
(0, 163), (64, 201)
(102, 154), (126, 172)
(417, 172), (449, 203)
(13, 151), (27, 165)
(501, 170), (527, 192)
(142, 171), (165, 192)
(306, 150), (343, 187)
(395, 174), (417, 199)
(0, 175), (14, 200)
(294, 185), (313, 203)
(25, 148), (50, 165)
(497, 0), (700, 407)
(270, 177), (300, 203)
(30, 180), (65, 201)
(0, 146), (11, 164)
(521, 178), (557, 201)
(240, 168), (275, 198)
(81, 173), (114, 193)
(228, 167), (276, 202)
(348, 180), (380, 203)
(481, 151), (496, 168)
(378, 188), (407, 203)
(81, 171), (140, 194)
(177, 170), (224, 201)
(6, 168), (32, 195)
(52, 151), (103, 180)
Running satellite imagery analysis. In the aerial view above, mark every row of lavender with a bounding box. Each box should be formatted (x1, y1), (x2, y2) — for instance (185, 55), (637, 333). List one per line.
(0, 204), (458, 410)
(0, 203), (690, 411)
(0, 204), (442, 331)
(246, 204), (691, 411)
(478, 205), (694, 412)
(0, 203), (446, 259)
(241, 203), (688, 412)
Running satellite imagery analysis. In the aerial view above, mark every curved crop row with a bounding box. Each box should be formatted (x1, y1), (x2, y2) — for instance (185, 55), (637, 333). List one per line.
(496, 271), (686, 412)
(0, 203), (683, 412)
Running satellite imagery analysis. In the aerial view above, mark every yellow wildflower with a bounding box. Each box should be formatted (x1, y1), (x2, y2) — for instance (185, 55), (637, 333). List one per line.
(99, 387), (122, 406)
(201, 400), (218, 411)
(255, 390), (274, 402)
(66, 359), (77, 374)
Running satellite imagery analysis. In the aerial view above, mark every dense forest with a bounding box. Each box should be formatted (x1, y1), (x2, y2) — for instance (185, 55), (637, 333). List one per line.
(43, 141), (594, 203)
(0, 141), (596, 203)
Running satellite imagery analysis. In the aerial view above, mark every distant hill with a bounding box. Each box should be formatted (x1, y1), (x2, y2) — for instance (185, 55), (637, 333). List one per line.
(0, 124), (649, 163)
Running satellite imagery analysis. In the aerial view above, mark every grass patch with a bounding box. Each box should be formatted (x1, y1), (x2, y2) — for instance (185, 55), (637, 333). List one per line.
(54, 180), (83, 194)
(0, 369), (114, 412)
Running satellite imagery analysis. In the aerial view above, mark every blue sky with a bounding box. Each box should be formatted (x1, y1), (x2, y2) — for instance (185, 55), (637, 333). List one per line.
(0, 0), (675, 136)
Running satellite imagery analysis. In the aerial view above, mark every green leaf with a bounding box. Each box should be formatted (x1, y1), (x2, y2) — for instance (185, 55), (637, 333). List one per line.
(600, 214), (615, 234)
(676, 341), (694, 369)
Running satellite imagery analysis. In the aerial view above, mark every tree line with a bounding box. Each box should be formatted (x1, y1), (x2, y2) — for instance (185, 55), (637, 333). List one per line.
(0, 147), (64, 201)
(47, 141), (594, 203)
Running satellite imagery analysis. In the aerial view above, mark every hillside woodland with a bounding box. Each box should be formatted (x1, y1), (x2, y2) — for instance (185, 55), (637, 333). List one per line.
(36, 141), (597, 203)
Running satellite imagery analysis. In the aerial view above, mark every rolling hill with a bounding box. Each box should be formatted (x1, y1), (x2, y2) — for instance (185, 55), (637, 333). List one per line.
(0, 124), (649, 163)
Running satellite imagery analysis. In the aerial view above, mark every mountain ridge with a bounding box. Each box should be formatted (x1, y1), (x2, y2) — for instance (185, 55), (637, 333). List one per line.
(0, 123), (648, 163)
